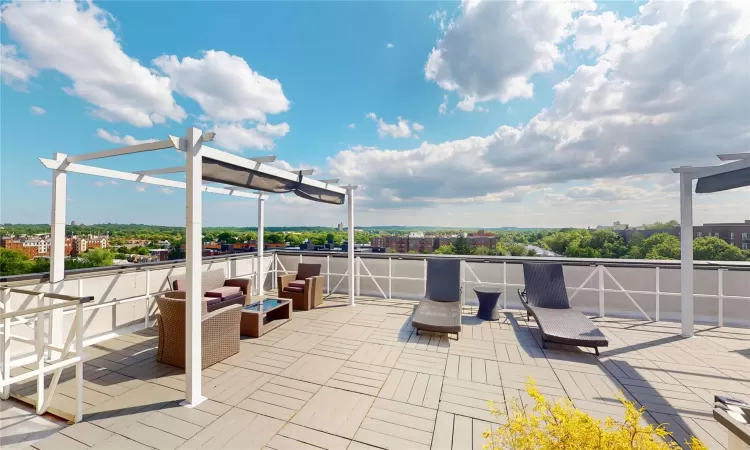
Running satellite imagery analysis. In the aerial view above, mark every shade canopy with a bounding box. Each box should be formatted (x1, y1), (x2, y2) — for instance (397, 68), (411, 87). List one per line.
(202, 157), (345, 205)
(695, 166), (750, 194)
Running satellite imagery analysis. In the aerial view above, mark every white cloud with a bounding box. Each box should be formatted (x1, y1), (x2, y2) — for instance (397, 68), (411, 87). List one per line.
(212, 122), (290, 152)
(93, 181), (105, 187)
(153, 50), (289, 123)
(31, 179), (50, 187)
(438, 94), (448, 115)
(348, 123), (356, 129)
(412, 122), (424, 132)
(366, 113), (416, 139)
(0, 44), (37, 88)
(136, 186), (146, 192)
(30, 106), (46, 115)
(386, 43), (394, 49)
(425, 0), (595, 107)
(1, 1), (186, 127)
(110, 180), (119, 185)
(160, 187), (175, 195)
(328, 1), (750, 210)
(96, 129), (158, 146)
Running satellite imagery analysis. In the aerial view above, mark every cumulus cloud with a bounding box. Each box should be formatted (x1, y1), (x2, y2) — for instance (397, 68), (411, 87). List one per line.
(332, 1), (750, 209)
(96, 129), (158, 146)
(154, 50), (290, 123)
(136, 186), (146, 192)
(366, 113), (422, 138)
(425, 0), (595, 106)
(212, 122), (290, 152)
(31, 179), (50, 187)
(1, 1), (186, 127)
(1, 44), (37, 88)
(30, 106), (46, 115)
(160, 187), (175, 195)
(348, 123), (356, 129)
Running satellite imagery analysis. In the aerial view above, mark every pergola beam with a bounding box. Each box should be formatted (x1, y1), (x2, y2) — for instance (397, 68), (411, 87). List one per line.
(717, 152), (750, 161)
(39, 158), (263, 199)
(289, 169), (315, 176)
(66, 140), (174, 163)
(671, 158), (750, 179)
(320, 179), (339, 184)
(133, 166), (185, 175)
(250, 156), (276, 163)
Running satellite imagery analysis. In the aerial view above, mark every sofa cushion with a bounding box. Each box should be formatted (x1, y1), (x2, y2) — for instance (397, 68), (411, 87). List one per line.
(296, 263), (321, 280)
(205, 286), (241, 298)
(288, 280), (306, 289)
(284, 286), (304, 293)
(204, 297), (222, 308)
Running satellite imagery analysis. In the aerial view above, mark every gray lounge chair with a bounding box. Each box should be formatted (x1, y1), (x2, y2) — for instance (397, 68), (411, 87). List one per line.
(412, 258), (462, 340)
(518, 262), (608, 355)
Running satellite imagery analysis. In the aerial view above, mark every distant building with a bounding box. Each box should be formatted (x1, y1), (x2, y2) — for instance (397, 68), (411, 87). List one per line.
(694, 220), (750, 249)
(149, 249), (169, 261)
(617, 228), (681, 243)
(337, 222), (343, 231)
(70, 221), (76, 226)
(371, 231), (497, 254)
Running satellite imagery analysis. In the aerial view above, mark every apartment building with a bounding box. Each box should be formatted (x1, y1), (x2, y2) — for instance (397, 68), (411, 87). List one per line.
(2, 235), (75, 258)
(371, 232), (498, 253)
(694, 220), (750, 249)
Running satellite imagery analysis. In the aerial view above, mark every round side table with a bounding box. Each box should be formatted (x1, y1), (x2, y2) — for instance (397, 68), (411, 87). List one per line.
(473, 286), (502, 321)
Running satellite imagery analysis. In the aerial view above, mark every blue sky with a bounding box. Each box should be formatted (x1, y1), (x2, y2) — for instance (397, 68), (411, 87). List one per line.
(1, 0), (748, 228)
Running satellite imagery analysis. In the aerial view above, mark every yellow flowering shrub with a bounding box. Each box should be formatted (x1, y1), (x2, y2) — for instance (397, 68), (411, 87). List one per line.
(484, 379), (707, 450)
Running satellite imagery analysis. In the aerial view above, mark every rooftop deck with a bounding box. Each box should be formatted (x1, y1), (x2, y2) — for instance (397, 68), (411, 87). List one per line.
(3, 293), (750, 450)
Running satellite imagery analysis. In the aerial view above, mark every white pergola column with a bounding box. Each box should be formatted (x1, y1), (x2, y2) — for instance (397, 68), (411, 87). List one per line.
(679, 172), (694, 338)
(257, 197), (265, 296)
(183, 128), (205, 406)
(49, 152), (67, 355)
(347, 188), (355, 306)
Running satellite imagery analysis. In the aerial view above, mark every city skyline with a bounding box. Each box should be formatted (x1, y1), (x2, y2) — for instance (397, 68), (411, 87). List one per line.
(1, 1), (749, 228)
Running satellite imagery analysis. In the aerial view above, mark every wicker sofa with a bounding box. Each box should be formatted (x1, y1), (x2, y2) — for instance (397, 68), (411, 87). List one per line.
(278, 263), (324, 311)
(168, 269), (251, 312)
(155, 292), (241, 369)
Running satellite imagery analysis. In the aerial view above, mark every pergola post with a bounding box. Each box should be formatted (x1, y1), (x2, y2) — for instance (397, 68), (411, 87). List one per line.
(679, 172), (694, 338)
(347, 188), (355, 306)
(183, 127), (205, 406)
(257, 197), (265, 296)
(49, 152), (67, 356)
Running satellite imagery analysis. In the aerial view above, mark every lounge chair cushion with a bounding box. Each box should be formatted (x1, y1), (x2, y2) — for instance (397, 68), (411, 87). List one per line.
(284, 286), (304, 293)
(296, 263), (321, 280)
(288, 280), (306, 289)
(205, 286), (241, 298)
(412, 299), (461, 333)
(527, 304), (608, 347)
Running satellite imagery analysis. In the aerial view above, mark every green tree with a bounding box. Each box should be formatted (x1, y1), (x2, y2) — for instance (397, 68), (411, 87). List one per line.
(434, 245), (454, 255)
(507, 243), (529, 256)
(693, 236), (746, 261)
(526, 249), (537, 257)
(0, 248), (34, 275)
(644, 220), (680, 230)
(474, 246), (490, 256)
(326, 233), (335, 243)
(81, 248), (114, 267)
(639, 233), (681, 260)
(495, 243), (509, 256)
(451, 236), (474, 255)
(216, 232), (237, 244)
(266, 232), (285, 244)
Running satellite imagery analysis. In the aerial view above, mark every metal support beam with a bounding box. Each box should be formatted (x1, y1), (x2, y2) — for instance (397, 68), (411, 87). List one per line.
(133, 166), (185, 175)
(183, 128), (205, 407)
(67, 140), (174, 163)
(49, 153), (66, 356)
(347, 188), (355, 306)
(680, 173), (694, 337)
(257, 197), (265, 296)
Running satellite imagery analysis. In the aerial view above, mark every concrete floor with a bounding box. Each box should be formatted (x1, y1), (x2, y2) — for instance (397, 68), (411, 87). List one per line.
(3, 293), (749, 449)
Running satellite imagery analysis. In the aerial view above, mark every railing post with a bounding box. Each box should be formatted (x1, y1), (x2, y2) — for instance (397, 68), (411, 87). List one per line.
(355, 257), (361, 297)
(35, 294), (45, 414)
(144, 269), (151, 328)
(503, 261), (508, 309)
(597, 265), (604, 317)
(74, 302), (84, 422)
(718, 268), (724, 327)
(655, 267), (660, 322)
(423, 258), (428, 298)
(1, 288), (10, 400)
(326, 255), (330, 294)
(388, 257), (392, 299)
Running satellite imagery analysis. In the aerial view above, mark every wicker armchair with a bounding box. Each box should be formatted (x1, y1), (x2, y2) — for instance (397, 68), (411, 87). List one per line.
(155, 292), (241, 369)
(278, 263), (324, 311)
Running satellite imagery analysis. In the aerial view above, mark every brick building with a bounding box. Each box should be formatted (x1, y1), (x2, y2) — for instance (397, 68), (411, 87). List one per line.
(694, 220), (750, 250)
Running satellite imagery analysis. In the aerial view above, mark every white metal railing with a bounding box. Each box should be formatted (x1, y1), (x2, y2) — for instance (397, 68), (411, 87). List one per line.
(0, 288), (90, 422)
(274, 252), (750, 327)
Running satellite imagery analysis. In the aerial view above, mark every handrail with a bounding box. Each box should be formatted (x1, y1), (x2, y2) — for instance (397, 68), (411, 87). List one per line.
(0, 289), (93, 320)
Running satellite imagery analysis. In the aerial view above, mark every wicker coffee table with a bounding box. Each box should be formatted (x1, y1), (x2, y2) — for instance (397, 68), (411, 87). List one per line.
(240, 298), (292, 338)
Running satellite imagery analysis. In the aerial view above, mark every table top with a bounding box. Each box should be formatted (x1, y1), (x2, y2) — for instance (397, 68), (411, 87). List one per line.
(242, 298), (288, 313)
(714, 396), (750, 445)
(473, 286), (502, 295)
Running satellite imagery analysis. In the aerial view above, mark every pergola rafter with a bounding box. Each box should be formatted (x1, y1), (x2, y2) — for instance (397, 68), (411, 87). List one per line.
(671, 151), (750, 337)
(39, 127), (357, 408)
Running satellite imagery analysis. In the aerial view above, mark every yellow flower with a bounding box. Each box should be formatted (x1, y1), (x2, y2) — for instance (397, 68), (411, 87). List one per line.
(484, 377), (705, 450)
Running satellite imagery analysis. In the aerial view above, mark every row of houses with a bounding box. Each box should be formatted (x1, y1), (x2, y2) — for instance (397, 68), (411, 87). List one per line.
(597, 220), (750, 250)
(371, 231), (498, 254)
(1, 234), (109, 259)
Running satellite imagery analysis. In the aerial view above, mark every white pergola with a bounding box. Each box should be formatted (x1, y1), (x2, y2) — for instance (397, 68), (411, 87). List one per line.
(39, 127), (358, 407)
(672, 151), (750, 338)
